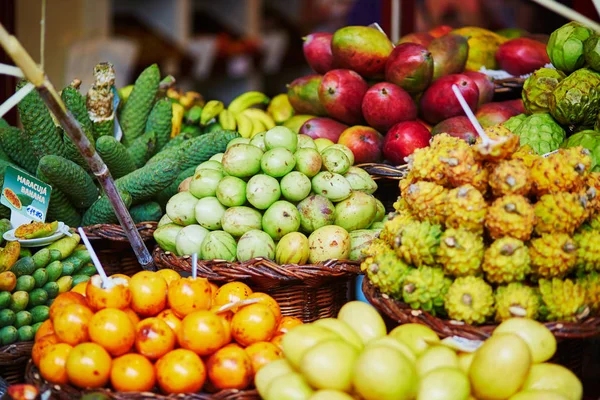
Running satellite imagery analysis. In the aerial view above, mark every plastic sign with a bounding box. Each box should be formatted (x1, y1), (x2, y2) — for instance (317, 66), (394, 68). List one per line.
(1, 166), (51, 224)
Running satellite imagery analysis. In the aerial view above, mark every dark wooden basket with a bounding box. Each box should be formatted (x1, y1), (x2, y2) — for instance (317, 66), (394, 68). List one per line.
(82, 222), (158, 276)
(0, 342), (34, 385)
(362, 275), (600, 340)
(358, 163), (407, 213)
(25, 361), (259, 400)
(153, 247), (361, 322)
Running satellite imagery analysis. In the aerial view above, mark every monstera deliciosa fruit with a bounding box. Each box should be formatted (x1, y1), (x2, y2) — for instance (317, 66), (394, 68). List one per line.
(549, 68), (600, 129)
(547, 21), (593, 73)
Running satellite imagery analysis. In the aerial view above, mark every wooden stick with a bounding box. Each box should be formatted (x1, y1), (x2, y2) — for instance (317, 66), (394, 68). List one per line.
(530, 0), (600, 32)
(0, 22), (156, 271)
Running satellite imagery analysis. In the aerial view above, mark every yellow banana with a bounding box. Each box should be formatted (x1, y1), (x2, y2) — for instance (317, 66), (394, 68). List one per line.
(171, 103), (185, 138)
(242, 108), (276, 130)
(179, 91), (205, 109)
(200, 100), (224, 126)
(166, 87), (182, 101)
(249, 118), (266, 138)
(228, 91), (270, 115)
(234, 113), (254, 138)
(267, 93), (294, 124)
(218, 109), (237, 131)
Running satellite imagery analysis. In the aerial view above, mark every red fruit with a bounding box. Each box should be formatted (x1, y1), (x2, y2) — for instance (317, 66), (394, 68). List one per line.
(337, 126), (385, 164)
(383, 121), (431, 165)
(499, 99), (525, 114)
(496, 38), (550, 76)
(299, 117), (348, 142)
(385, 43), (433, 94)
(428, 34), (469, 80)
(303, 33), (335, 74)
(397, 32), (434, 47)
(429, 25), (453, 38)
(331, 26), (394, 78)
(463, 71), (495, 106)
(417, 119), (432, 132)
(318, 69), (368, 125)
(419, 74), (479, 125)
(431, 116), (478, 144)
(287, 75), (328, 116)
(475, 103), (520, 128)
(361, 82), (417, 133)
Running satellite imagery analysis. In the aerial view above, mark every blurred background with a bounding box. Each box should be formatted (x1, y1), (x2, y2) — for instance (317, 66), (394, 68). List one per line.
(0, 0), (599, 109)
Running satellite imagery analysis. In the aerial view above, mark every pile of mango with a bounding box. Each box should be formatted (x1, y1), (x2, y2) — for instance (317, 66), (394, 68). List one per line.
(0, 229), (96, 345)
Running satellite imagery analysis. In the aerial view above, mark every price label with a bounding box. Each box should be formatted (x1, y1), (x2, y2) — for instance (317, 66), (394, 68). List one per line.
(1, 166), (52, 225)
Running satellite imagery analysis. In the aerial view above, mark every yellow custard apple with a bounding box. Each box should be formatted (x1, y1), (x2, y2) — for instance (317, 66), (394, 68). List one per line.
(489, 159), (532, 197)
(539, 278), (588, 322)
(529, 233), (578, 278)
(483, 237), (531, 284)
(531, 147), (592, 196)
(494, 283), (540, 321)
(402, 181), (447, 225)
(444, 184), (487, 234)
(485, 195), (535, 241)
(393, 220), (442, 267)
(436, 228), (485, 277)
(444, 276), (495, 325)
(534, 192), (589, 235)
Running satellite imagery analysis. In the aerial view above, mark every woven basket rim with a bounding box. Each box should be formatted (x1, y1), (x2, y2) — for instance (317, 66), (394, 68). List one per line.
(26, 361), (259, 400)
(153, 246), (361, 284)
(82, 222), (157, 242)
(362, 275), (600, 340)
(0, 341), (34, 364)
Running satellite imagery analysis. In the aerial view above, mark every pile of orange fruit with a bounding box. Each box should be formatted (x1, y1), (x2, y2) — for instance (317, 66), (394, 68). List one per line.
(31, 269), (303, 394)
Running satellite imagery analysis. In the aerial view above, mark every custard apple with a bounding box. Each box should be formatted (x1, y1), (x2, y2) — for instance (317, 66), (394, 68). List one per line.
(494, 283), (540, 321)
(444, 276), (495, 325)
(547, 21), (593, 73)
(502, 114), (526, 133)
(584, 34), (600, 72)
(549, 68), (600, 129)
(513, 113), (565, 155)
(402, 267), (452, 316)
(563, 130), (600, 172)
(522, 68), (566, 114)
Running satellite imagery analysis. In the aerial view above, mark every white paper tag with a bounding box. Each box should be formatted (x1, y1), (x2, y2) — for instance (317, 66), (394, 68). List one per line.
(441, 336), (484, 353)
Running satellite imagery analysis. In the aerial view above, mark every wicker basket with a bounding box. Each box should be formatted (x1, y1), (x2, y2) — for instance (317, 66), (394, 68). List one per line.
(25, 361), (259, 400)
(153, 247), (361, 322)
(82, 222), (158, 276)
(0, 342), (34, 385)
(362, 275), (600, 340)
(357, 163), (407, 213)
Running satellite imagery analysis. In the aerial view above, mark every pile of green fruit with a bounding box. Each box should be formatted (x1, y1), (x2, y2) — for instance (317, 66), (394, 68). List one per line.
(0, 230), (96, 345)
(0, 63), (236, 227)
(256, 301), (582, 400)
(505, 21), (600, 169)
(153, 125), (386, 264)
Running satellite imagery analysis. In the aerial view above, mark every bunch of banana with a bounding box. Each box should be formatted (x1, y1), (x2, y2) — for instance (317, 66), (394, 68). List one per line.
(166, 89), (205, 138)
(208, 91), (275, 139)
(267, 94), (295, 125)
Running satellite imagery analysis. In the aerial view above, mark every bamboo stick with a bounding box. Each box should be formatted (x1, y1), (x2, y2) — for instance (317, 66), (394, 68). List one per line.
(0, 23), (156, 271)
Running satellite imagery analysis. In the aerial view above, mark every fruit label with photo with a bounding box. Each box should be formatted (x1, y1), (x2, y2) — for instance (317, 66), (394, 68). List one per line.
(1, 166), (52, 225)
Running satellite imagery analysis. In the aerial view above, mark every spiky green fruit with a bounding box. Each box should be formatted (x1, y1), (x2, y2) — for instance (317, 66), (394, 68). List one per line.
(444, 276), (495, 325)
(539, 278), (588, 322)
(436, 228), (484, 277)
(547, 21), (593, 73)
(574, 229), (600, 272)
(513, 113), (566, 155)
(364, 251), (410, 300)
(549, 68), (600, 129)
(522, 68), (566, 114)
(529, 234), (578, 279)
(402, 267), (452, 316)
(393, 220), (442, 267)
(577, 271), (600, 312)
(494, 283), (540, 322)
(483, 237), (530, 284)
